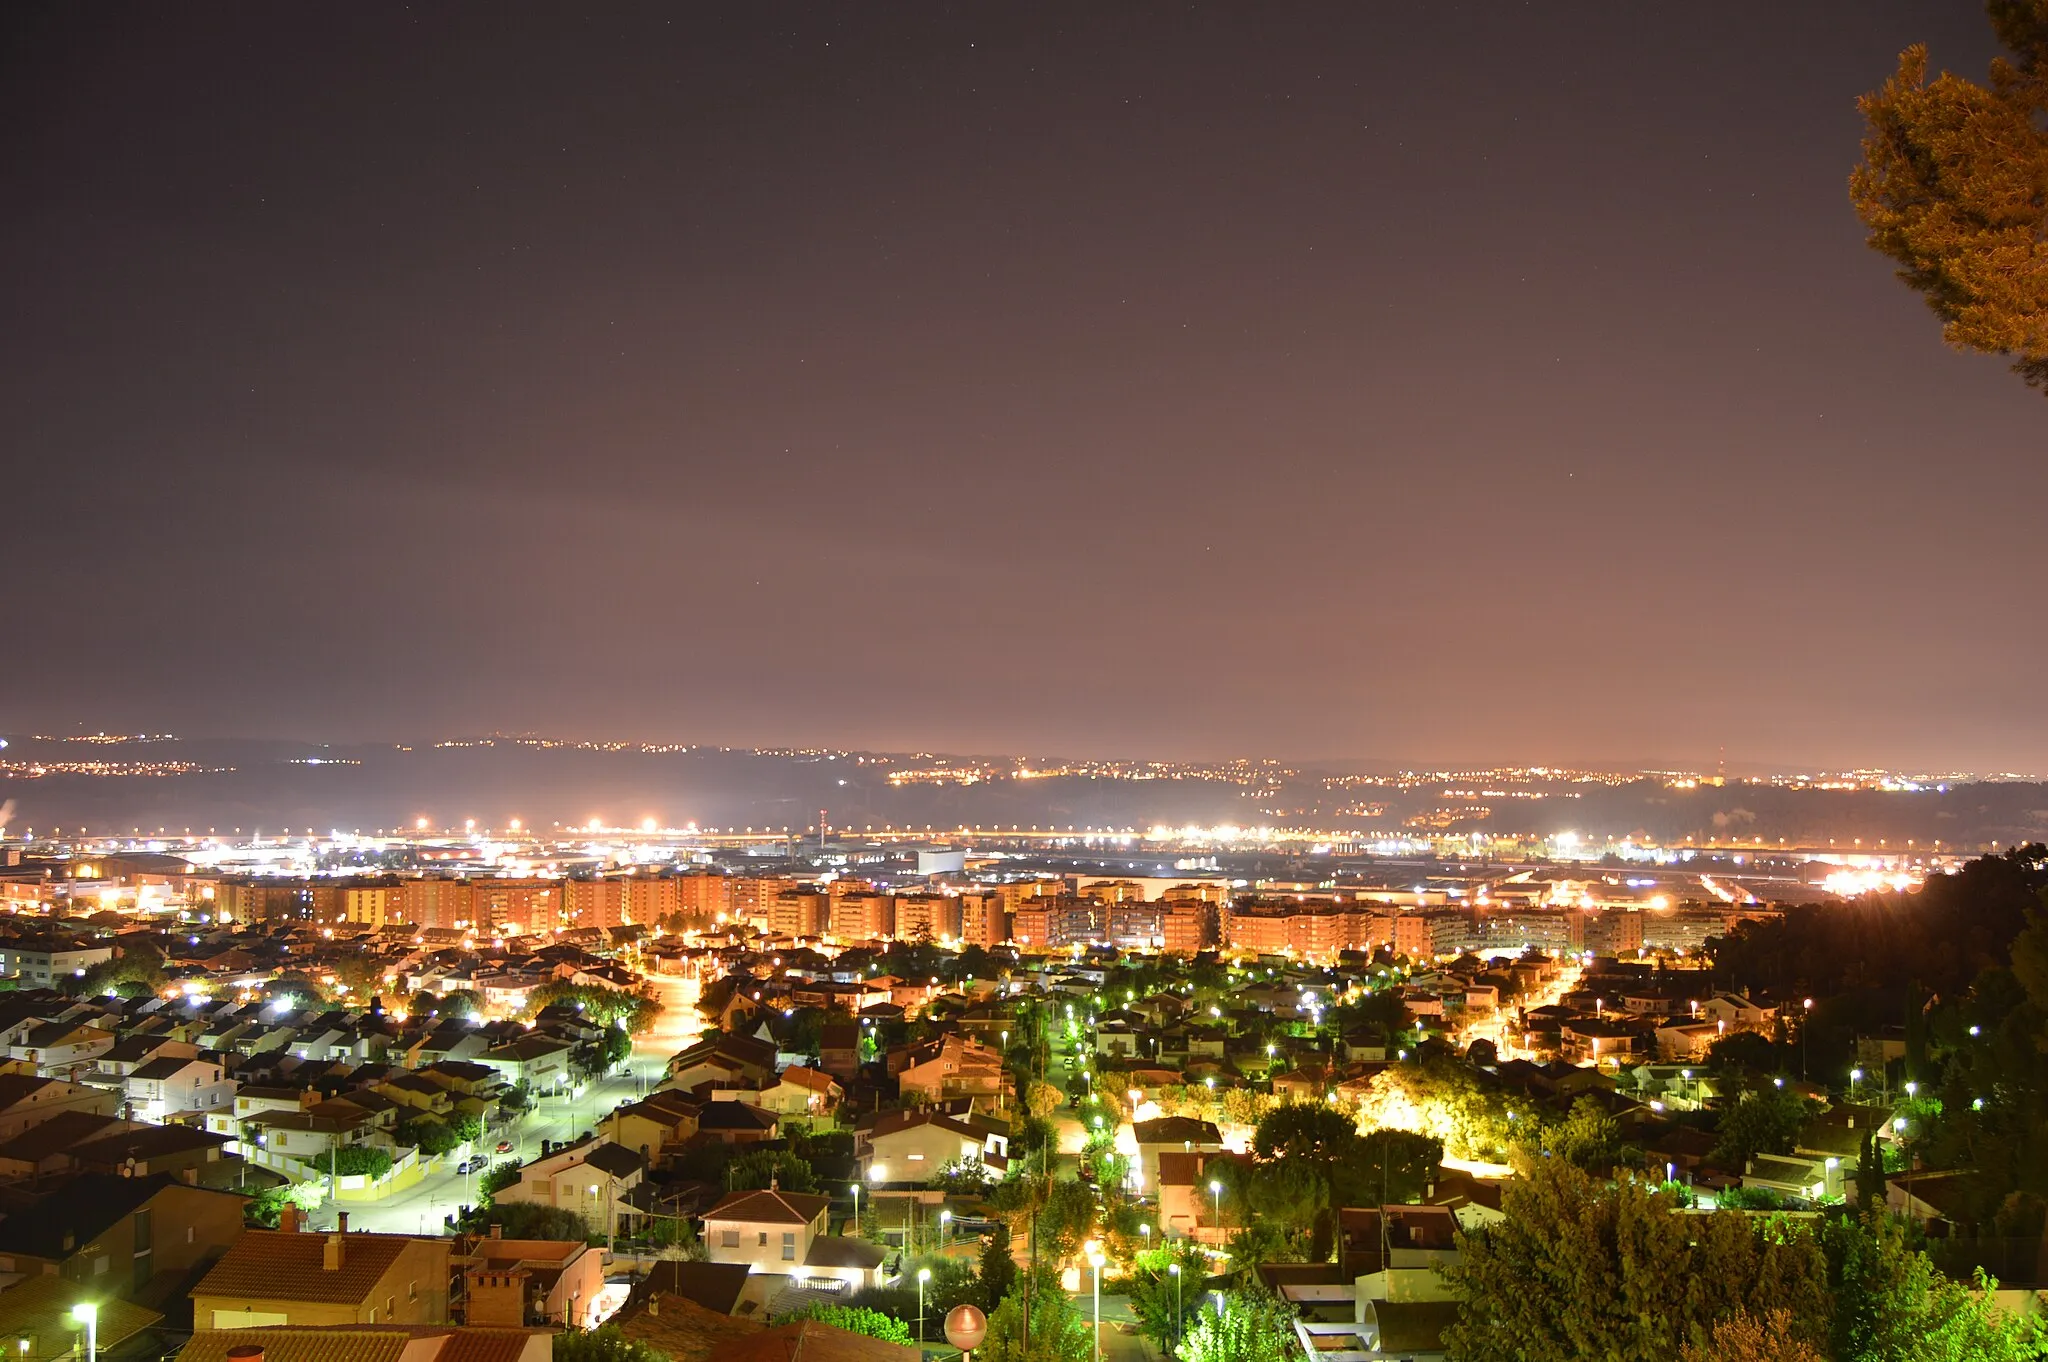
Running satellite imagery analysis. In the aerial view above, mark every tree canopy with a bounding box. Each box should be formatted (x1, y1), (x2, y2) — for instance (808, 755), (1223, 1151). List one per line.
(1440, 1153), (2046, 1362)
(1852, 5), (2048, 393)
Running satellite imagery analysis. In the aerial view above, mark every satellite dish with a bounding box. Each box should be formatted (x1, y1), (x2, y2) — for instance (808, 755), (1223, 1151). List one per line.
(944, 1304), (987, 1352)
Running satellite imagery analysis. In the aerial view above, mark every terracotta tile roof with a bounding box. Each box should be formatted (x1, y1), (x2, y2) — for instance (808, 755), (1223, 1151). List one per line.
(193, 1230), (419, 1304)
(581, 1142), (644, 1179)
(777, 1067), (838, 1093)
(703, 1188), (829, 1226)
(615, 1290), (765, 1362)
(697, 1103), (779, 1132)
(71, 1122), (232, 1165)
(801, 1236), (883, 1269)
(178, 1330), (411, 1362)
(0, 1171), (205, 1259)
(624, 1261), (751, 1315)
(434, 1328), (546, 1362)
(179, 1326), (544, 1362)
(0, 1110), (128, 1165)
(726, 1321), (917, 1362)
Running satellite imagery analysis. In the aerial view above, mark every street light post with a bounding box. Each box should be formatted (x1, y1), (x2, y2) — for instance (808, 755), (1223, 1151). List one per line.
(1208, 1179), (1222, 1229)
(70, 1303), (96, 1362)
(851, 1182), (860, 1236)
(1802, 998), (1813, 1080)
(1088, 1248), (1106, 1362)
(940, 1209), (951, 1250)
(917, 1267), (931, 1346)
(1169, 1264), (1182, 1352)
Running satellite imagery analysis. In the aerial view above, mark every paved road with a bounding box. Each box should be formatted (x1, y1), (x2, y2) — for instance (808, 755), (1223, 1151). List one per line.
(345, 1066), (659, 1234)
(345, 970), (708, 1235)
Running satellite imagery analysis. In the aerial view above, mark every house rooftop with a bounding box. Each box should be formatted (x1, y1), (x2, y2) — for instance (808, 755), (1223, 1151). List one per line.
(193, 1229), (426, 1305)
(178, 1326), (543, 1362)
(703, 1188), (830, 1226)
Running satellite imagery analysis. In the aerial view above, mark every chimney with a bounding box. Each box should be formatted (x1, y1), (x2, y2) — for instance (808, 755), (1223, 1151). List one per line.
(462, 1266), (531, 1327)
(280, 1203), (301, 1234)
(323, 1232), (344, 1271)
(488, 1223), (503, 1239)
(337, 1212), (349, 1234)
(226, 1347), (265, 1362)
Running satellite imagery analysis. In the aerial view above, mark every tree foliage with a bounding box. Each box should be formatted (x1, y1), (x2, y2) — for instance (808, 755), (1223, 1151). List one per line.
(483, 1201), (591, 1241)
(1125, 1241), (1209, 1352)
(72, 940), (167, 998)
(528, 981), (662, 1033)
(1678, 1310), (1827, 1362)
(1443, 1152), (2048, 1362)
(552, 1327), (664, 1362)
(327, 1145), (394, 1178)
(1441, 1154), (1831, 1362)
(1179, 1288), (1304, 1362)
(1538, 1095), (1626, 1175)
(1851, 8), (2048, 393)
(726, 1148), (818, 1193)
(980, 1271), (1092, 1362)
(1713, 1086), (1813, 1170)
(1354, 1055), (1515, 1161)
(778, 1304), (913, 1344)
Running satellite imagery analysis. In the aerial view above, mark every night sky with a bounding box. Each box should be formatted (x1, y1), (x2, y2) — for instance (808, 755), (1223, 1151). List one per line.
(5, 4), (2042, 772)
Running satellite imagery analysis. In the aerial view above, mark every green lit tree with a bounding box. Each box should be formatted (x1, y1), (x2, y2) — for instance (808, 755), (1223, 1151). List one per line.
(979, 1270), (1091, 1362)
(777, 1304), (912, 1344)
(1179, 1288), (1304, 1362)
(552, 1326), (665, 1362)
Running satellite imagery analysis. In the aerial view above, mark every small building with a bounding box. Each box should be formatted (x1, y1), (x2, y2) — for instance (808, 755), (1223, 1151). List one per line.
(700, 1188), (884, 1302)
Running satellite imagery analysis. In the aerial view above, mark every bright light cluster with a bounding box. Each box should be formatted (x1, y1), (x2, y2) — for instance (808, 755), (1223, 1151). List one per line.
(1822, 867), (1922, 897)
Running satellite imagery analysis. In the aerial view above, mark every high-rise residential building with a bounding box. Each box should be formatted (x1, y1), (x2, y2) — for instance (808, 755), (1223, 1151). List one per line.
(471, 879), (561, 933)
(563, 879), (627, 931)
(343, 881), (408, 929)
(994, 878), (1064, 913)
(894, 894), (961, 942)
(958, 892), (1009, 947)
(732, 877), (800, 930)
(403, 878), (476, 931)
(767, 889), (827, 938)
(828, 892), (895, 941)
(672, 872), (732, 919)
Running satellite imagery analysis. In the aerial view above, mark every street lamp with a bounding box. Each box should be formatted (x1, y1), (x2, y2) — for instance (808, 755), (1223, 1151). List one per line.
(1169, 1264), (1183, 1350)
(1208, 1179), (1223, 1226)
(70, 1303), (96, 1362)
(917, 1267), (931, 1344)
(940, 1209), (951, 1248)
(851, 1182), (861, 1235)
(1087, 1247), (1106, 1362)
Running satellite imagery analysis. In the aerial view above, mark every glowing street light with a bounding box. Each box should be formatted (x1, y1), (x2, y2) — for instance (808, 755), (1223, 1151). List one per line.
(917, 1267), (931, 1344)
(70, 1303), (97, 1362)
(1169, 1263), (1183, 1349)
(1086, 1245), (1106, 1362)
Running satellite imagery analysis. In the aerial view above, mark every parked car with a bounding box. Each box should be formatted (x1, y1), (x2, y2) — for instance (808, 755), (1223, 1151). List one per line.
(495, 1140), (514, 1154)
